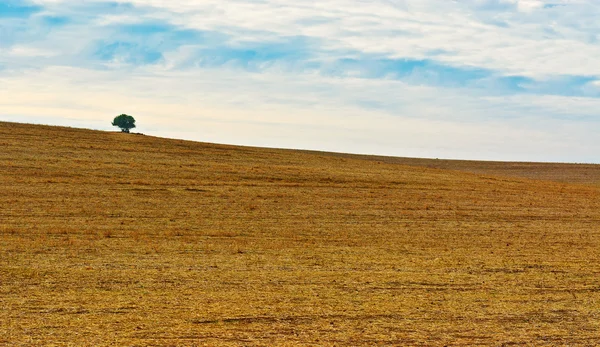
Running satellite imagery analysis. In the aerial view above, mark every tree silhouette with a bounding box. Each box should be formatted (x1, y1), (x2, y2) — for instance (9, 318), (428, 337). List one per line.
(112, 114), (136, 133)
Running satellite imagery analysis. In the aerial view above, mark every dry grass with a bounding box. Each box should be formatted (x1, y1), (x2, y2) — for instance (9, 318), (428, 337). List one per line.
(325, 152), (600, 187)
(1, 121), (600, 346)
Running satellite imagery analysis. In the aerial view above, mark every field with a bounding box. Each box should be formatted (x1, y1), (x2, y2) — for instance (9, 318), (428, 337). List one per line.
(2, 121), (600, 346)
(328, 153), (600, 187)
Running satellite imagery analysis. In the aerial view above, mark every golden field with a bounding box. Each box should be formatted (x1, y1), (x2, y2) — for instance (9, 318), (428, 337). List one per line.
(1, 121), (600, 346)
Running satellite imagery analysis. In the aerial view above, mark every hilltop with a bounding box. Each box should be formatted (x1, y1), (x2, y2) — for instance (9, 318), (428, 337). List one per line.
(2, 121), (600, 346)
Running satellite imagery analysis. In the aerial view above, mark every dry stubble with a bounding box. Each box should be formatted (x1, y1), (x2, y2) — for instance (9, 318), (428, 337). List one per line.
(1, 121), (600, 346)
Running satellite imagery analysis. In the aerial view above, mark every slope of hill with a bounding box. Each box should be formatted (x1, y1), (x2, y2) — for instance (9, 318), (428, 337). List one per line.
(2, 121), (600, 346)
(317, 152), (600, 187)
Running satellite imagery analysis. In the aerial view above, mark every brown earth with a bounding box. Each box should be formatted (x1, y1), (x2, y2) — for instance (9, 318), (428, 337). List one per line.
(1, 121), (600, 346)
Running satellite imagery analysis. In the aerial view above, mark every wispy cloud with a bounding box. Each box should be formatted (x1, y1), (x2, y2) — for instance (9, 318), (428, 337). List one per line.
(1, 0), (599, 162)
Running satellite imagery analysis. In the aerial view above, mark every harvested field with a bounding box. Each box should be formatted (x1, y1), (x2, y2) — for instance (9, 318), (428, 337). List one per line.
(1, 121), (600, 346)
(321, 152), (600, 187)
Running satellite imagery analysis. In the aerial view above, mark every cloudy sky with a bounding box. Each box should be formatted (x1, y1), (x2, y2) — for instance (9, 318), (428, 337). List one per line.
(1, 0), (600, 162)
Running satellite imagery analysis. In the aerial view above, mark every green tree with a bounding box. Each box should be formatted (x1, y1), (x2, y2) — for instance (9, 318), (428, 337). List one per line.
(112, 114), (136, 133)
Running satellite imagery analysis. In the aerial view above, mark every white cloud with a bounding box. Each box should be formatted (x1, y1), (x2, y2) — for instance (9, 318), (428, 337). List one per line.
(515, 0), (545, 11)
(70, 1), (600, 76)
(2, 65), (599, 162)
(8, 45), (58, 57)
(14, 0), (600, 78)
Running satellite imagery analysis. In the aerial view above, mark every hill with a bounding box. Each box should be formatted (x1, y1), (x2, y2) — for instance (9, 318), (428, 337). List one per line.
(2, 121), (600, 346)
(314, 152), (600, 187)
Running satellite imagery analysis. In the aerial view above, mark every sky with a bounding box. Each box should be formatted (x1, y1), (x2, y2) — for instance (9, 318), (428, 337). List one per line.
(1, 0), (600, 163)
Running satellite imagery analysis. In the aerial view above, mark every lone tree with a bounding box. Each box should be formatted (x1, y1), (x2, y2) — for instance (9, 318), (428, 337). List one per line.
(112, 114), (136, 133)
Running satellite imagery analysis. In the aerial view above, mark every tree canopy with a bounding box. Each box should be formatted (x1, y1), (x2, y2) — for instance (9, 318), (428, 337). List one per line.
(112, 114), (136, 133)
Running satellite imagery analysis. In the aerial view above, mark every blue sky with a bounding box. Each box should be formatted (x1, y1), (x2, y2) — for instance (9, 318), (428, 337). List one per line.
(1, 0), (600, 162)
